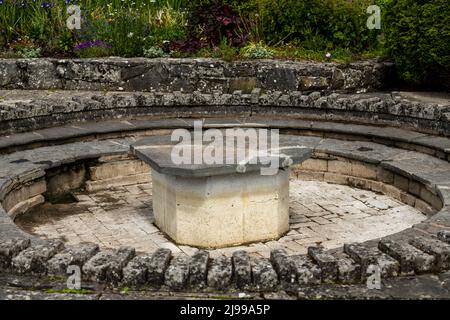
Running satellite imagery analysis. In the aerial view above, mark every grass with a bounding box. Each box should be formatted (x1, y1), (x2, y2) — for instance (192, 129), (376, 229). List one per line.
(46, 288), (94, 295)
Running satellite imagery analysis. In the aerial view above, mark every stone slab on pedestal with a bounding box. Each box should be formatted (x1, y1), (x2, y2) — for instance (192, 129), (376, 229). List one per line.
(131, 130), (312, 248)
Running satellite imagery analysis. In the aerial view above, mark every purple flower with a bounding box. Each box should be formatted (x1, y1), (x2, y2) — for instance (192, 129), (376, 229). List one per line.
(74, 40), (112, 51)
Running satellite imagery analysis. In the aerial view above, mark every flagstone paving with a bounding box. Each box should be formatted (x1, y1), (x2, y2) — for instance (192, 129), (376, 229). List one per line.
(15, 180), (426, 258)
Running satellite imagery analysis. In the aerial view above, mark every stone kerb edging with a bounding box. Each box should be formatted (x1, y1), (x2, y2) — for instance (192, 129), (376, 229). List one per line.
(0, 90), (448, 136)
(0, 58), (393, 93)
(1, 231), (450, 292)
(1, 132), (450, 291)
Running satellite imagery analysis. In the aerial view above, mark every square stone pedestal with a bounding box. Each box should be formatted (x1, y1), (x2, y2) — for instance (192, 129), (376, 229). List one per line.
(151, 169), (290, 248)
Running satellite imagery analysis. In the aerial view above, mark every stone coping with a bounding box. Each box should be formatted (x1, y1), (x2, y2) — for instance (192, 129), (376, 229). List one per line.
(0, 58), (392, 93)
(1, 124), (450, 291)
(0, 90), (448, 137)
(131, 133), (312, 177)
(0, 117), (449, 165)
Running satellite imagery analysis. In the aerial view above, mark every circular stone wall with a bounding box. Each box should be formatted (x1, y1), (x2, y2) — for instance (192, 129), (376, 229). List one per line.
(16, 176), (426, 257)
(1, 58), (449, 294)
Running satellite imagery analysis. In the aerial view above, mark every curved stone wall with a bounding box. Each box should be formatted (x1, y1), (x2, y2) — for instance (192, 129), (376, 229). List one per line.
(0, 90), (448, 136)
(0, 58), (450, 293)
(1, 120), (450, 291)
(0, 58), (392, 93)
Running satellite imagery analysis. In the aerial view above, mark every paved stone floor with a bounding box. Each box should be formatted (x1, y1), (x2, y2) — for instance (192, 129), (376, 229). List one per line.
(16, 180), (426, 258)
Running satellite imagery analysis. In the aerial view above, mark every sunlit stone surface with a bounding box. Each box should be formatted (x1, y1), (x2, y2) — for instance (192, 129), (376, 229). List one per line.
(132, 132), (312, 248)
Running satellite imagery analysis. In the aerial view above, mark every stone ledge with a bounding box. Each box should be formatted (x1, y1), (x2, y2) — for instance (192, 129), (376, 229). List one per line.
(0, 90), (448, 136)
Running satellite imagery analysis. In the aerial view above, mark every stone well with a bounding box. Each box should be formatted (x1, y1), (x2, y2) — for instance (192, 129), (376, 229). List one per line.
(131, 131), (312, 248)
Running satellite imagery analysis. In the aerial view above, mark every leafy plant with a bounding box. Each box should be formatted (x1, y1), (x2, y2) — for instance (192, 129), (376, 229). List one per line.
(74, 40), (112, 58)
(241, 42), (273, 59)
(18, 47), (42, 58)
(57, 30), (74, 53)
(257, 0), (382, 52)
(182, 1), (249, 51)
(383, 0), (450, 88)
(143, 46), (168, 58)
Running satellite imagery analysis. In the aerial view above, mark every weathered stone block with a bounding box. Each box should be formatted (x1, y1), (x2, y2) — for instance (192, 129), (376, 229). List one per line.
(260, 68), (298, 92)
(147, 248), (172, 287)
(8, 195), (44, 220)
(323, 172), (349, 185)
(291, 255), (322, 285)
(378, 239), (434, 275)
(108, 247), (135, 283)
(122, 255), (153, 286)
(344, 243), (399, 279)
(409, 180), (421, 197)
(85, 173), (150, 192)
(393, 174), (409, 192)
(0, 238), (30, 270)
(334, 253), (361, 284)
(299, 76), (329, 91)
(438, 231), (450, 244)
(328, 160), (351, 175)
(228, 77), (257, 94)
(299, 159), (328, 172)
(307, 246), (338, 282)
(351, 162), (377, 179)
(164, 256), (190, 291)
(376, 167), (394, 184)
(11, 240), (64, 275)
(46, 164), (86, 198)
(252, 258), (279, 291)
(188, 250), (209, 289)
(47, 243), (99, 276)
(420, 187), (442, 210)
(409, 236), (450, 270)
(82, 247), (135, 283)
(232, 250), (251, 289)
(414, 199), (435, 216)
(89, 160), (150, 181)
(207, 256), (232, 290)
(3, 179), (46, 213)
(270, 249), (295, 284)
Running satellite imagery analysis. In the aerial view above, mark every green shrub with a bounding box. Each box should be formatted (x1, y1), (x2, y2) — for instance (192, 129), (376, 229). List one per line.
(17, 47), (42, 58)
(143, 46), (168, 58)
(383, 0), (450, 87)
(241, 42), (273, 59)
(257, 0), (381, 52)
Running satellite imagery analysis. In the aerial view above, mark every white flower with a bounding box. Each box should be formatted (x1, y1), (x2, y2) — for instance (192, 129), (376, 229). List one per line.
(127, 32), (134, 38)
(325, 52), (332, 59)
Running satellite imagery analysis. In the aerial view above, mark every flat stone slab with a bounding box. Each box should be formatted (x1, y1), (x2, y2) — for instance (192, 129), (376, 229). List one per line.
(131, 131), (312, 177)
(131, 131), (313, 248)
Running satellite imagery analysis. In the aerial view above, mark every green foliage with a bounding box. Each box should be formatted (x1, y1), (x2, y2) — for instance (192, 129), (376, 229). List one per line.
(195, 38), (239, 61)
(57, 31), (75, 53)
(1, 0), (446, 90)
(17, 47), (42, 58)
(0, 0), (187, 58)
(143, 46), (168, 58)
(383, 0), (450, 87)
(258, 0), (382, 52)
(241, 42), (273, 59)
(74, 45), (112, 58)
(46, 288), (93, 295)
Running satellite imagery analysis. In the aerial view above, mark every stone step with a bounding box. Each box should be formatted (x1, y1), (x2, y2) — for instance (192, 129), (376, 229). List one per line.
(0, 89), (448, 136)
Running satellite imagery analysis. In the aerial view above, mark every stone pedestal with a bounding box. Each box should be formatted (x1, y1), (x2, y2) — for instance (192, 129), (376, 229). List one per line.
(132, 131), (312, 248)
(152, 169), (290, 248)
